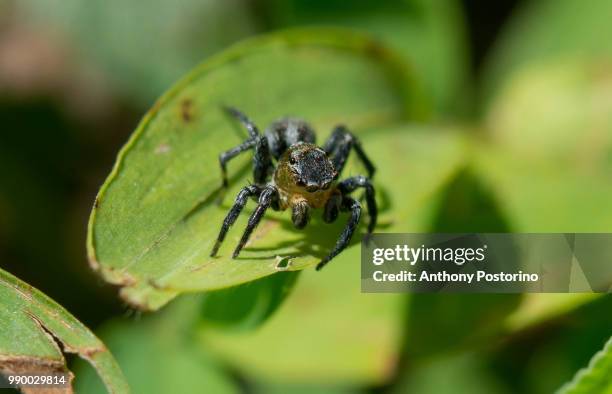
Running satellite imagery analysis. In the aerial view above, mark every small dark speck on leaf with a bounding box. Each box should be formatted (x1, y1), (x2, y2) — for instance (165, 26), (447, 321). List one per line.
(180, 98), (194, 122)
(94, 198), (100, 209)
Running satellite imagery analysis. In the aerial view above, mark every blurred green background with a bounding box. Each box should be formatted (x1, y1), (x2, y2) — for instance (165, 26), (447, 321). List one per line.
(1, 0), (611, 393)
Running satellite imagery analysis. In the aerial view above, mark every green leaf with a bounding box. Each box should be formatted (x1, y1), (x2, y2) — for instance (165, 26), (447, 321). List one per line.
(483, 59), (612, 166)
(477, 53), (612, 248)
(197, 126), (466, 384)
(88, 29), (430, 311)
(404, 169), (522, 359)
(558, 336), (612, 394)
(473, 57), (612, 334)
(0, 268), (128, 394)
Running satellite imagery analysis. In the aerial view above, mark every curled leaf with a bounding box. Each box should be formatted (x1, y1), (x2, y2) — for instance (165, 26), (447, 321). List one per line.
(0, 268), (128, 394)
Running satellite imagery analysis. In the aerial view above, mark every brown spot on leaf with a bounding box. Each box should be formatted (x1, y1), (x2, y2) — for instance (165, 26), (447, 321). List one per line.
(93, 197), (100, 209)
(0, 314), (79, 394)
(180, 98), (194, 123)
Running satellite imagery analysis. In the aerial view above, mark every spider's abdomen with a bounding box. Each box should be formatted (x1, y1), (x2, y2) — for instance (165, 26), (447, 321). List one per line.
(273, 142), (338, 209)
(265, 118), (316, 159)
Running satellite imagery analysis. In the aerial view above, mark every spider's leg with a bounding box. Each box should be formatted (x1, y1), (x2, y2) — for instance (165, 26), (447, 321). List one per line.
(316, 196), (361, 271)
(232, 185), (279, 258)
(223, 106), (259, 139)
(291, 199), (310, 229)
(218, 106), (273, 192)
(219, 139), (257, 188)
(210, 184), (261, 257)
(322, 125), (375, 178)
(338, 175), (377, 233)
(322, 193), (342, 223)
(252, 135), (273, 185)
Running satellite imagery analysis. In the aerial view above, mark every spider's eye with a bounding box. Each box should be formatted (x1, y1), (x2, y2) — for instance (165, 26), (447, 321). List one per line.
(289, 156), (297, 165)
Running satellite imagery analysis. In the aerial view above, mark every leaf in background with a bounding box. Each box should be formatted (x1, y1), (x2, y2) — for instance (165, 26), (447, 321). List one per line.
(473, 55), (612, 333)
(475, 56), (612, 371)
(405, 169), (521, 359)
(471, 146), (610, 331)
(475, 58), (612, 230)
(88, 29), (427, 311)
(73, 299), (238, 394)
(17, 0), (260, 105)
(260, 0), (470, 116)
(0, 268), (128, 394)
(485, 59), (612, 166)
(482, 0), (612, 106)
(197, 126), (466, 385)
(559, 336), (612, 394)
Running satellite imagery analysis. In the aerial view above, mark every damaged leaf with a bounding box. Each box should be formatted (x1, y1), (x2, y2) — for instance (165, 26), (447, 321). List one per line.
(0, 268), (129, 394)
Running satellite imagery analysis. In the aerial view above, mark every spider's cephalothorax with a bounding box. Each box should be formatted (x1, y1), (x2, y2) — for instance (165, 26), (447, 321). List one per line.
(210, 107), (377, 270)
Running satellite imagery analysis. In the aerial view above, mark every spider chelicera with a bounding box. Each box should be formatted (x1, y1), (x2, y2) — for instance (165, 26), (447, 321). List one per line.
(210, 107), (377, 270)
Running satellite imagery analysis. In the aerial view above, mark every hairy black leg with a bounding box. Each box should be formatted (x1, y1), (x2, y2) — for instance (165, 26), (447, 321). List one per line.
(252, 135), (272, 184)
(316, 196), (361, 271)
(218, 107), (274, 189)
(232, 185), (279, 258)
(223, 106), (259, 138)
(219, 139), (256, 188)
(322, 125), (376, 178)
(291, 200), (310, 229)
(338, 175), (377, 233)
(210, 184), (260, 256)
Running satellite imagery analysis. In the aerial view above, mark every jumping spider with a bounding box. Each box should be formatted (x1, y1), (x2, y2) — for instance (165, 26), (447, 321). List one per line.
(210, 107), (377, 270)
